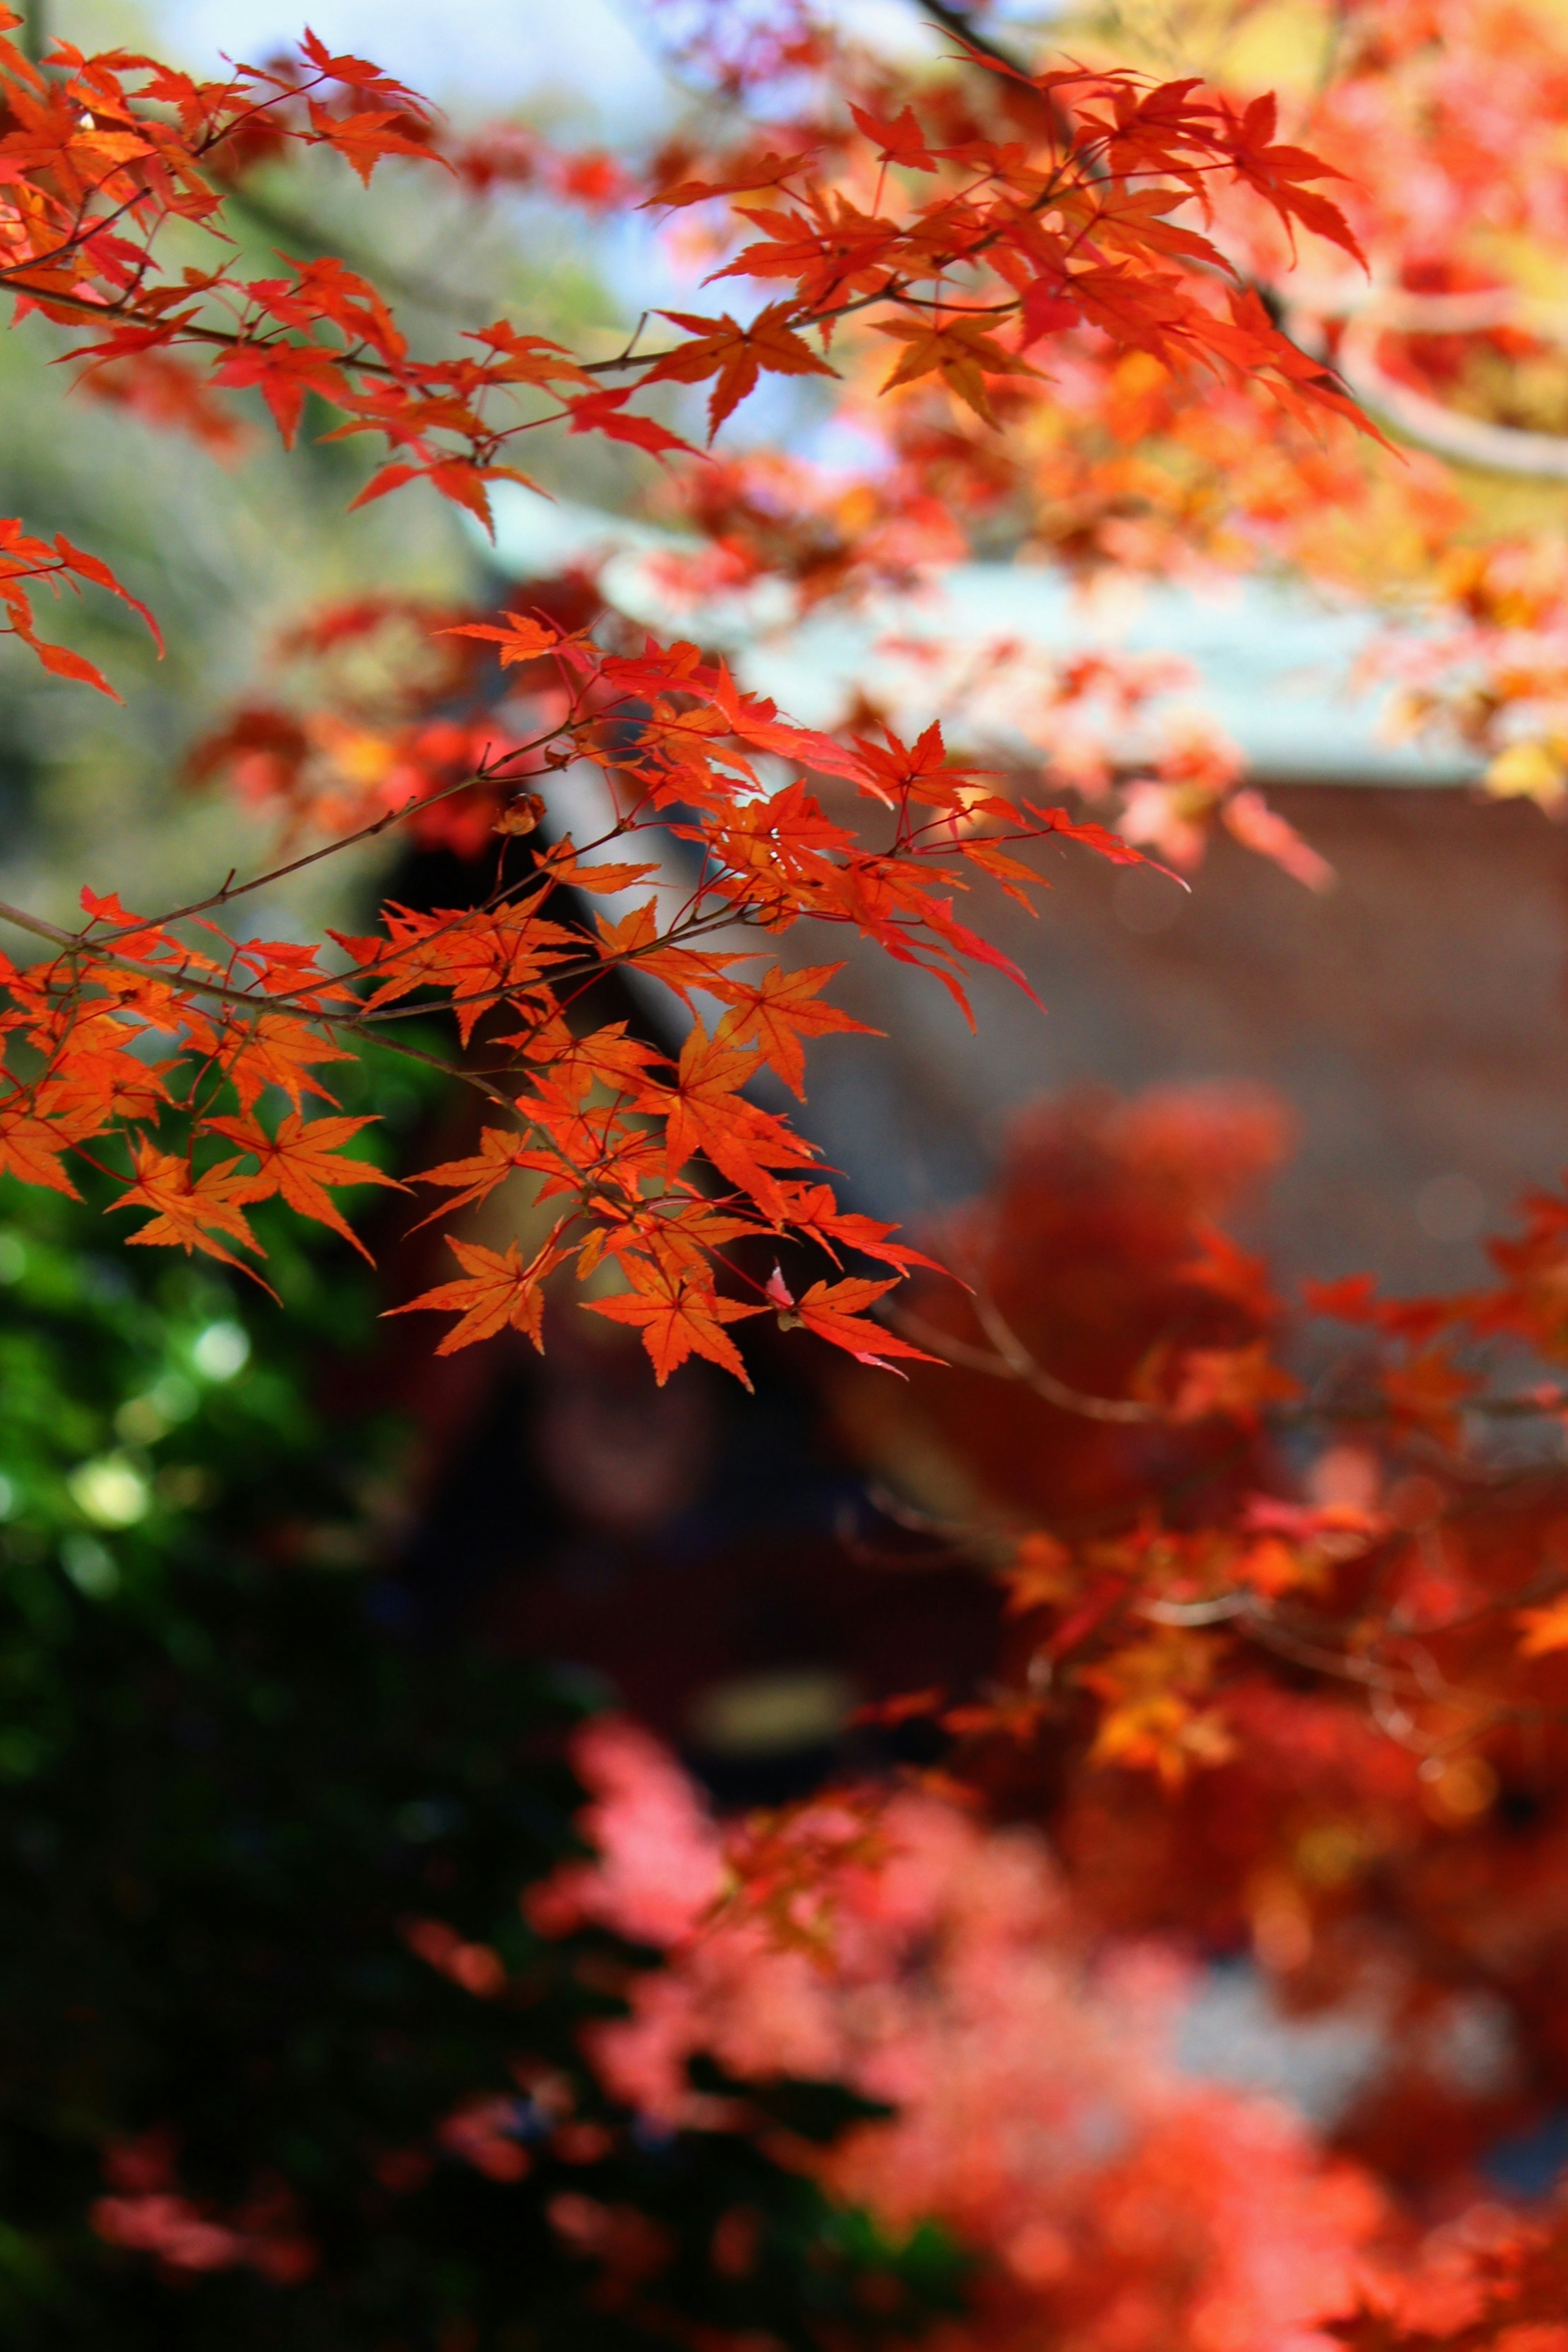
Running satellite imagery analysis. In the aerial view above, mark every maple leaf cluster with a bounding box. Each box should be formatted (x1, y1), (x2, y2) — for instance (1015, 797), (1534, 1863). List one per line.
(826, 1084), (1568, 1793)
(15, 1), (1568, 2342)
(0, 1), (1390, 1381)
(488, 1065), (1568, 2343)
(1374, 537), (1568, 811)
(512, 1715), (1405, 2352)
(0, 592), (1181, 1379)
(0, 4), (1370, 654)
(183, 591), (553, 857)
(608, 0), (1568, 860)
(9, 0), (1557, 893)
(723, 1079), (1568, 2334)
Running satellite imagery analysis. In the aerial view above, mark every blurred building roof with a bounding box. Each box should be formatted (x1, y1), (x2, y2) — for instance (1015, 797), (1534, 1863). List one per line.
(484, 488), (1476, 789)
(481, 493), (1568, 1312)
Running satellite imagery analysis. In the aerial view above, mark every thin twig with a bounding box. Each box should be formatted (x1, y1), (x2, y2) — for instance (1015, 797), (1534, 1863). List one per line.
(885, 1294), (1162, 1422)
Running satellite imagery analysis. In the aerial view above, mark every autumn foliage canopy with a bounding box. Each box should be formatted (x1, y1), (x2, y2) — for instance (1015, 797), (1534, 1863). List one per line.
(0, 0), (1378, 1375)
(12, 0), (1568, 2344)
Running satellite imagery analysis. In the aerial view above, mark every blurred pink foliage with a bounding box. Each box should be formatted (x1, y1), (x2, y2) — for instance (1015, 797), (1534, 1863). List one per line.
(533, 1718), (1388, 2352)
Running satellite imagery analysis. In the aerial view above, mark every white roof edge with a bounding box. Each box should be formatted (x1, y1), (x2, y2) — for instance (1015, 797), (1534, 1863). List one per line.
(475, 488), (1479, 791)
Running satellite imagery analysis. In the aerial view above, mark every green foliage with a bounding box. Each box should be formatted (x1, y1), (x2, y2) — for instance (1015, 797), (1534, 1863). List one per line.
(0, 1053), (968, 2350)
(0, 1043), (431, 1780)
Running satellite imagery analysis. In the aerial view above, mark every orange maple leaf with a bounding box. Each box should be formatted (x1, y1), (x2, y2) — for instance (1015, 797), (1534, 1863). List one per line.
(410, 1127), (542, 1221)
(0, 523), (162, 699)
(440, 613), (561, 666)
(1218, 92), (1367, 269)
(109, 1143), (273, 1285)
(1081, 1632), (1236, 1788)
(519, 1017), (663, 1101)
(592, 899), (750, 1004)
(773, 1274), (940, 1374)
(534, 839), (663, 895)
(848, 100), (938, 172)
(218, 1011), (356, 1113)
(643, 303), (837, 438)
(659, 1018), (818, 1215)
(584, 1259), (765, 1386)
(873, 317), (1040, 426)
(465, 321), (593, 389)
(712, 963), (874, 1098)
(305, 102), (440, 187)
(388, 1232), (569, 1355)
(0, 1106), (82, 1194)
(204, 1111), (405, 1262)
(1165, 1339), (1299, 1425)
(770, 1181), (944, 1274)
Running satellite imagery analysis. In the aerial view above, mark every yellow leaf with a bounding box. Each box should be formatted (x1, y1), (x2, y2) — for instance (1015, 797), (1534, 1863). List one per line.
(1485, 739), (1567, 808)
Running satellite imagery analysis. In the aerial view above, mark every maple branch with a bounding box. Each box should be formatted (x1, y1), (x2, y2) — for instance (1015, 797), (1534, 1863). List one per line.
(885, 1293), (1163, 1421)
(911, 0), (1022, 74)
(1138, 1592), (1257, 1625)
(911, 0), (1080, 150)
(891, 1287), (1568, 1446)
(152, 794), (476, 929)
(0, 66), (364, 292)
(350, 899), (751, 1030)
(153, 731), (568, 931)
(1237, 1608), (1470, 1703)
(0, 898), (349, 1019)
(1332, 315), (1568, 479)
(0, 813), (751, 1077)
(335, 1021), (516, 1111)
(0, 76), (1335, 527)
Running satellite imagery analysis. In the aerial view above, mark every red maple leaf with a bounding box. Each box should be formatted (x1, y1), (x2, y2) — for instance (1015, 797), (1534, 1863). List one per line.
(642, 303), (837, 438)
(771, 1272), (940, 1374)
(388, 1232), (570, 1355)
(203, 1111), (404, 1262)
(584, 1259), (765, 1386)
